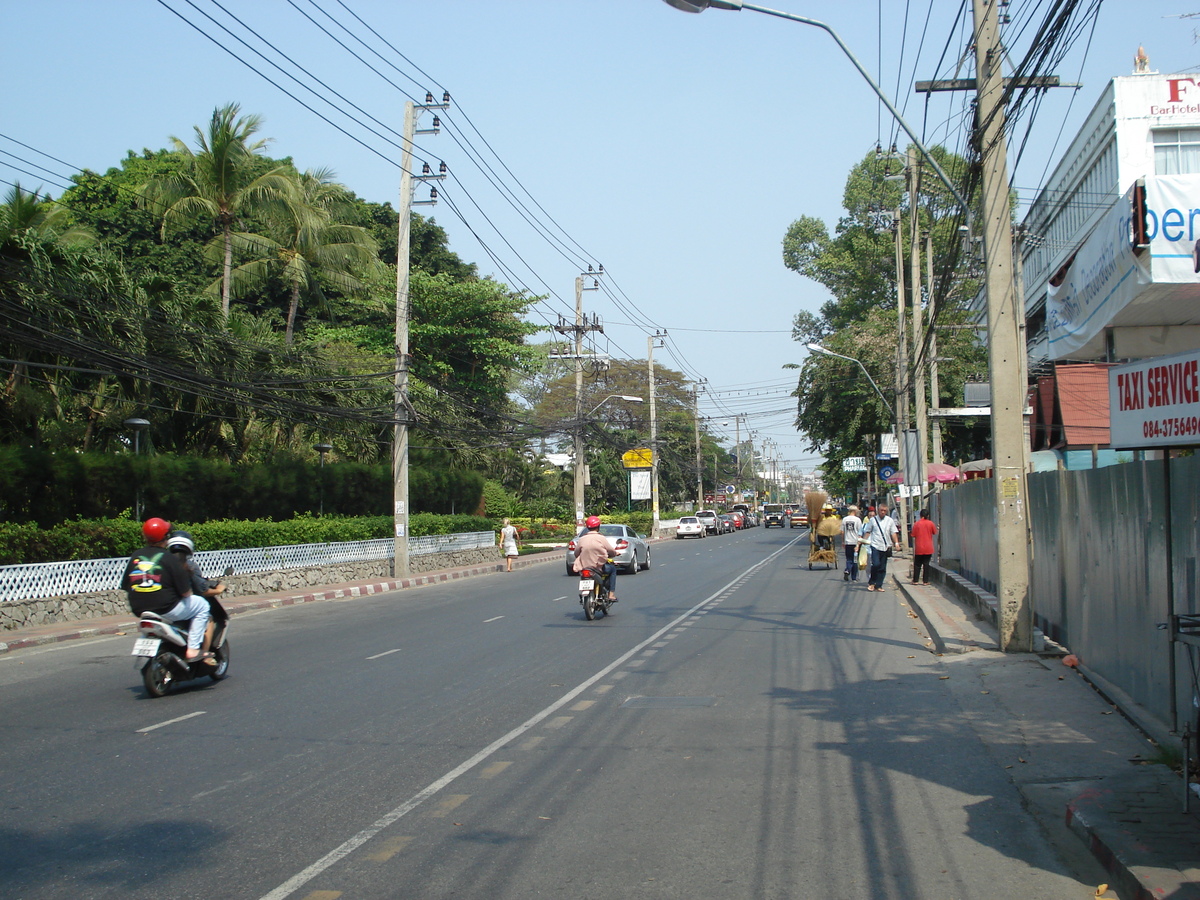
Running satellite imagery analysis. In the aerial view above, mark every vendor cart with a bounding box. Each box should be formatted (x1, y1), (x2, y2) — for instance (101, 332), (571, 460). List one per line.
(806, 496), (841, 570)
(807, 531), (837, 570)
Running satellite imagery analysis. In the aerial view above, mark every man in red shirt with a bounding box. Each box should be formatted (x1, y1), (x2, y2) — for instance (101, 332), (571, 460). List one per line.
(910, 508), (938, 585)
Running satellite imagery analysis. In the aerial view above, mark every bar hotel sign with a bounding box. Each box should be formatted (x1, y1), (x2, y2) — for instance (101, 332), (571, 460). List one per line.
(1109, 348), (1200, 448)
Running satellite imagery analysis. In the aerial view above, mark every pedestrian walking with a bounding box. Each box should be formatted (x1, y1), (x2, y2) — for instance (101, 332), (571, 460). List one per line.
(841, 505), (862, 582)
(911, 508), (938, 585)
(499, 518), (519, 572)
(860, 505), (900, 592)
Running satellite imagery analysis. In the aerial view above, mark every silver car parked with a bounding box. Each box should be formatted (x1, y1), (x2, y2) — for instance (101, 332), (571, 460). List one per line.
(565, 523), (651, 575)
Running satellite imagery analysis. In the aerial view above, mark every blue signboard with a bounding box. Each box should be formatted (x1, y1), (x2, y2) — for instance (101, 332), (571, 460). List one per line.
(878, 465), (896, 481)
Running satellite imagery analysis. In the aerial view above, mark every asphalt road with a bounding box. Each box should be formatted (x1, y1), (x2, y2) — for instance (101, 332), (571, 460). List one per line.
(2, 527), (1105, 899)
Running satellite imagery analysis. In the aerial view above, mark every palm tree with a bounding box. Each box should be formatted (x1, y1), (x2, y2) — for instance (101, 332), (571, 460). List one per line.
(226, 168), (379, 345)
(141, 103), (295, 317)
(0, 183), (95, 249)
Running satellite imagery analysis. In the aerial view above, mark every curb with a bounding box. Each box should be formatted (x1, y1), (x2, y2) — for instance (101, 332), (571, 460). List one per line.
(1064, 775), (1200, 900)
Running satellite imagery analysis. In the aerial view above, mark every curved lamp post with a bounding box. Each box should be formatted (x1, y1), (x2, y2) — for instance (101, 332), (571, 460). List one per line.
(805, 343), (893, 418)
(123, 417), (150, 520)
(658, 0), (971, 224)
(806, 343), (907, 547)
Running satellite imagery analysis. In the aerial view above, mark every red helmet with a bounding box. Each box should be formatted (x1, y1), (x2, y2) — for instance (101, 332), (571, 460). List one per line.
(142, 517), (172, 542)
(585, 515), (601, 529)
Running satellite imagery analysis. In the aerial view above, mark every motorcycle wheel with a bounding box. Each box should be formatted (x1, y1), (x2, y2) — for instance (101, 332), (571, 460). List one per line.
(209, 640), (230, 682)
(583, 590), (596, 620)
(142, 654), (174, 698)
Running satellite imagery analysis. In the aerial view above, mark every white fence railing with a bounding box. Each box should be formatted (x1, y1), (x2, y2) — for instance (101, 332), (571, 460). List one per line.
(0, 532), (497, 604)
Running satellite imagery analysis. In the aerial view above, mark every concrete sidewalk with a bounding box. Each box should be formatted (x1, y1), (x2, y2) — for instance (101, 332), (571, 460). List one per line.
(894, 571), (1200, 900)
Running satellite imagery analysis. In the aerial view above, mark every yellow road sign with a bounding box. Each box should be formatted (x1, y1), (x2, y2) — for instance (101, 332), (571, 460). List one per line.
(622, 447), (654, 469)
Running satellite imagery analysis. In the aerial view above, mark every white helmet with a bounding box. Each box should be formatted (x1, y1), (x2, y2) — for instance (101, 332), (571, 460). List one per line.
(166, 530), (195, 555)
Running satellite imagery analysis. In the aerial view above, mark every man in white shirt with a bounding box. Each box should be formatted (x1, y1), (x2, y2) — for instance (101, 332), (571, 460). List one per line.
(860, 505), (900, 592)
(841, 505), (862, 582)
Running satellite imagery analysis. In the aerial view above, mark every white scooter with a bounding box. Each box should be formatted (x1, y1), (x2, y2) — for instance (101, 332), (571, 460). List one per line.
(132, 611), (230, 697)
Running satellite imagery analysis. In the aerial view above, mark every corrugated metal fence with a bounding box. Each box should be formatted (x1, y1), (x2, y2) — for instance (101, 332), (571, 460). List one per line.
(934, 457), (1200, 738)
(0, 532), (497, 604)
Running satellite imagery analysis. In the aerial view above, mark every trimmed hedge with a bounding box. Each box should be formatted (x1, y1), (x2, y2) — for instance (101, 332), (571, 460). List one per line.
(0, 446), (484, 527)
(0, 513), (496, 566)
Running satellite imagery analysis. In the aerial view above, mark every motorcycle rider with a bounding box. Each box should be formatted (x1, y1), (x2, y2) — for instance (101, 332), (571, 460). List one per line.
(571, 515), (617, 602)
(121, 517), (211, 661)
(166, 529), (227, 658)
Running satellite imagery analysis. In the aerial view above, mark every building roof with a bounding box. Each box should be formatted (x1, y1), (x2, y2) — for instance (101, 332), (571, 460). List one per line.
(1034, 363), (1113, 449)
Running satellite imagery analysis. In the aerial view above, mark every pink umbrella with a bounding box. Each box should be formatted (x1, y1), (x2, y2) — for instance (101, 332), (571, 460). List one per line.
(926, 462), (962, 484)
(885, 471), (905, 485)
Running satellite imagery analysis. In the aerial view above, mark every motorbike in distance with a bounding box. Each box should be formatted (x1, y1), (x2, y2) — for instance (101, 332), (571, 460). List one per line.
(577, 558), (616, 620)
(131, 608), (230, 697)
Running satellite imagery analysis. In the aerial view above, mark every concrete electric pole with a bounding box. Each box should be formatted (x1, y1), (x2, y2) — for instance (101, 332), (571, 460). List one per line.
(973, 0), (1032, 651)
(393, 93), (447, 578)
(648, 331), (665, 536)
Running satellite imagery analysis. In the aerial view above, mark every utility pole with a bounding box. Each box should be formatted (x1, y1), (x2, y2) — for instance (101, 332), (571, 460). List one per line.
(973, 0), (1032, 651)
(648, 331), (665, 536)
(394, 93), (447, 578)
(892, 208), (910, 552)
(926, 231), (944, 465)
(692, 380), (706, 509)
(908, 145), (929, 498)
(553, 269), (603, 524)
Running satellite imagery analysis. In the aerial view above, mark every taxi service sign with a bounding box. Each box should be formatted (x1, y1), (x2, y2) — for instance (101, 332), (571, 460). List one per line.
(622, 447), (654, 469)
(1110, 349), (1200, 448)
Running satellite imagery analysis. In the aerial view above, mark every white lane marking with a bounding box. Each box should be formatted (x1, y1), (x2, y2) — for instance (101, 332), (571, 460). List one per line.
(550, 596), (567, 602)
(137, 711), (206, 733)
(366, 649), (402, 660)
(257, 536), (801, 900)
(483, 615), (505, 623)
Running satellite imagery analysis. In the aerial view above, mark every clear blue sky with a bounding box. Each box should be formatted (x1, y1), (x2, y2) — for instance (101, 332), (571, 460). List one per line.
(1, 0), (1192, 473)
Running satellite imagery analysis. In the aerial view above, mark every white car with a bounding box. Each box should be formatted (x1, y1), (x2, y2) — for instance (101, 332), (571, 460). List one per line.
(675, 516), (706, 539)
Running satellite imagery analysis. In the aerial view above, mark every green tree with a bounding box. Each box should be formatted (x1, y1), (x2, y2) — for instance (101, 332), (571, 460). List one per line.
(782, 145), (986, 478)
(224, 168), (380, 345)
(140, 103), (297, 317)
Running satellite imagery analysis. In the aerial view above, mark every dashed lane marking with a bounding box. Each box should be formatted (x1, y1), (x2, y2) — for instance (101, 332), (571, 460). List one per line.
(366, 649), (402, 660)
(137, 711), (206, 734)
(478, 762), (512, 779)
(428, 794), (469, 818)
(256, 534), (802, 900)
(362, 836), (412, 863)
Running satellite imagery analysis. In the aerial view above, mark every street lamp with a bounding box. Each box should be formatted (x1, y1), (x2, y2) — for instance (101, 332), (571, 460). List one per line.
(658, 0), (971, 223)
(587, 395), (644, 418)
(806, 343), (908, 547)
(123, 417), (150, 521)
(662, 0), (1032, 651)
(575, 395), (644, 523)
(313, 443), (333, 516)
(805, 344), (893, 417)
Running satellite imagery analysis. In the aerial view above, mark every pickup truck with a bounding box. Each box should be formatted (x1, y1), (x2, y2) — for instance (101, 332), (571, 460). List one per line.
(763, 504), (786, 528)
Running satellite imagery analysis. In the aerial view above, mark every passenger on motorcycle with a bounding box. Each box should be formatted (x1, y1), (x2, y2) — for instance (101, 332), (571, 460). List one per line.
(121, 517), (211, 661)
(571, 515), (618, 602)
(167, 529), (227, 657)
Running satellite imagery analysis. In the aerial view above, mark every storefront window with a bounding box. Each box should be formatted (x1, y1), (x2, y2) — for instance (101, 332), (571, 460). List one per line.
(1153, 128), (1200, 175)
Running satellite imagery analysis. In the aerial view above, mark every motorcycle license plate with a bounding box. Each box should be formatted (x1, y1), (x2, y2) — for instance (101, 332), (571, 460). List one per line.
(577, 578), (595, 592)
(131, 637), (161, 657)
